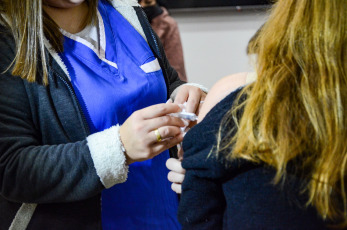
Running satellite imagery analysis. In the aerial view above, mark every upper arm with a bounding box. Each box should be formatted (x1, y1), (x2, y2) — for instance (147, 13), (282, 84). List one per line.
(178, 170), (225, 229)
(0, 72), (99, 203)
(0, 29), (122, 204)
(198, 72), (248, 122)
(0, 42), (104, 203)
(179, 148), (227, 229)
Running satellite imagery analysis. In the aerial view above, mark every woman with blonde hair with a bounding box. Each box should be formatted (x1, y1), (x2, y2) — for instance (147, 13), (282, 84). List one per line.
(0, 0), (206, 229)
(172, 0), (346, 228)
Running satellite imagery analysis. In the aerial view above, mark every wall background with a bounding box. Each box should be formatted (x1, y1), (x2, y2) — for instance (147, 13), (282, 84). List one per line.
(170, 9), (268, 89)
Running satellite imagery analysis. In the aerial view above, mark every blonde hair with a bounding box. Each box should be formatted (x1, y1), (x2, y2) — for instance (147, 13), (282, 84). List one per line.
(0, 0), (99, 85)
(218, 0), (346, 226)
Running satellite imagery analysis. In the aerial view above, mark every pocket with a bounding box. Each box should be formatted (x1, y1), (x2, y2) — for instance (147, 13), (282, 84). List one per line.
(140, 58), (161, 73)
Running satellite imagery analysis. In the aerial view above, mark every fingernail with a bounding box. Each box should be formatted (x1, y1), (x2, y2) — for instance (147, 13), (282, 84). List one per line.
(182, 119), (189, 127)
(166, 98), (173, 103)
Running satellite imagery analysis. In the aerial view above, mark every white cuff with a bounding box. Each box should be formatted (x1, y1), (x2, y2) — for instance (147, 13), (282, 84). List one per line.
(170, 83), (209, 101)
(87, 125), (129, 188)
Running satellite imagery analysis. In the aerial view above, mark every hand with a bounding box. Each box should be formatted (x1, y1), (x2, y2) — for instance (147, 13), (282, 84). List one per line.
(174, 85), (206, 126)
(120, 103), (185, 165)
(166, 158), (186, 194)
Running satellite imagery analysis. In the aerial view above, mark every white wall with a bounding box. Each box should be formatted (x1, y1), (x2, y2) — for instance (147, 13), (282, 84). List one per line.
(171, 9), (268, 89)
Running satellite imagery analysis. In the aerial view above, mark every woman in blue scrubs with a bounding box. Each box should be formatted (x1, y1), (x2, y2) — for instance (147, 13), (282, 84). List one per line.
(0, 0), (206, 229)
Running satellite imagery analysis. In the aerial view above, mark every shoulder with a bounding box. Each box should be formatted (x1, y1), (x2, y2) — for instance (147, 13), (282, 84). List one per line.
(198, 72), (250, 122)
(182, 73), (252, 170)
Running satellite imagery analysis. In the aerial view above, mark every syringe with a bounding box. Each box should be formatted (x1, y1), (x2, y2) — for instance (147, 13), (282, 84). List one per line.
(169, 111), (198, 121)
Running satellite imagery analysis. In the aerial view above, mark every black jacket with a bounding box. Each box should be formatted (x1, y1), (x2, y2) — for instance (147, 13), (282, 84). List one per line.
(0, 1), (184, 229)
(179, 88), (332, 230)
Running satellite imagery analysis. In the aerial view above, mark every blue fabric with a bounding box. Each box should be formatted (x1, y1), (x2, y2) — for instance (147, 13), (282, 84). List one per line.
(59, 1), (180, 229)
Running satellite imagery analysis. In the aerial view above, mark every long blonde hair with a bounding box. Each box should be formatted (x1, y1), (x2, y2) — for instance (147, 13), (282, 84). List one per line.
(219, 0), (346, 225)
(0, 0), (99, 85)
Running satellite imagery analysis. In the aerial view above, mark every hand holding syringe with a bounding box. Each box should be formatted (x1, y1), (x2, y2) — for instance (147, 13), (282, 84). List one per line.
(168, 103), (198, 160)
(165, 99), (205, 194)
(169, 111), (198, 121)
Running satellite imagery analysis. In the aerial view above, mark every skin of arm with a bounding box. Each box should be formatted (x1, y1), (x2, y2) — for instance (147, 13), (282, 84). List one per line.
(197, 72), (248, 122)
(166, 72), (248, 194)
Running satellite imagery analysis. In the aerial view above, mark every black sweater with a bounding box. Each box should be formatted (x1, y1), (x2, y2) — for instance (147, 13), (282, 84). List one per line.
(178, 88), (332, 230)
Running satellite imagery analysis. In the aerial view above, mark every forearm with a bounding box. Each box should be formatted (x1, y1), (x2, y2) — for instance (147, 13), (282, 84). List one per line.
(0, 73), (128, 203)
(0, 126), (128, 203)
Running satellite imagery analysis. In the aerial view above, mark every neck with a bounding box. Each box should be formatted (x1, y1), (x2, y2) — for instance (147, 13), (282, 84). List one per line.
(43, 2), (89, 34)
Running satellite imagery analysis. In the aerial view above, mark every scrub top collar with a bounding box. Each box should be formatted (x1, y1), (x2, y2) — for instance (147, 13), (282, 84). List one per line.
(60, 9), (115, 68)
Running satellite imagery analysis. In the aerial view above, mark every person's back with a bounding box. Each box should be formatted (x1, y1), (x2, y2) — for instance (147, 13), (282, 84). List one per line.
(180, 86), (332, 229)
(177, 0), (347, 229)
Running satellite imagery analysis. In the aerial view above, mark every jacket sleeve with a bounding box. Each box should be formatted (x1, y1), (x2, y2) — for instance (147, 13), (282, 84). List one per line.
(177, 89), (246, 229)
(0, 31), (128, 204)
(178, 147), (226, 229)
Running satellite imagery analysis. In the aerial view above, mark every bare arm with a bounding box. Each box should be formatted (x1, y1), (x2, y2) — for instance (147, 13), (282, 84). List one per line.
(198, 72), (248, 122)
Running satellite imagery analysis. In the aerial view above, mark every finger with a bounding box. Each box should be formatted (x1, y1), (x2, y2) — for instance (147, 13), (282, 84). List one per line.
(166, 158), (186, 174)
(145, 115), (186, 132)
(185, 89), (202, 113)
(174, 86), (189, 105)
(151, 133), (184, 153)
(139, 103), (181, 119)
(150, 126), (183, 144)
(171, 183), (182, 194)
(168, 171), (185, 184)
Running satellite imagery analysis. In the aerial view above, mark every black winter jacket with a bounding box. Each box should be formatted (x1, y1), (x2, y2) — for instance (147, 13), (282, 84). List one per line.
(179, 88), (333, 230)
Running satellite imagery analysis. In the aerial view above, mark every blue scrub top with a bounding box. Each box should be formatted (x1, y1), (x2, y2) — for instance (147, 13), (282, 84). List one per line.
(59, 1), (180, 229)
